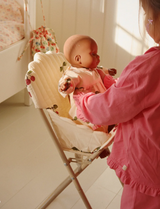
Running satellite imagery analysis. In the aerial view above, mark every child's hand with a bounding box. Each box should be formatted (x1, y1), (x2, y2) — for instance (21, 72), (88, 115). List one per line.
(59, 78), (72, 92)
(108, 68), (117, 76)
(97, 69), (106, 81)
(97, 66), (117, 76)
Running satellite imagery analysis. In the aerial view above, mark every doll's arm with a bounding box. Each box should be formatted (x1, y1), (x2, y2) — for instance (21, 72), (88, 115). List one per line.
(58, 74), (80, 98)
(59, 77), (72, 92)
(58, 76), (74, 97)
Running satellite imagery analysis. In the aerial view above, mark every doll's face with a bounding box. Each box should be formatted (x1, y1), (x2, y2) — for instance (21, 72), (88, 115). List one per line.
(76, 39), (100, 68)
(64, 35), (100, 68)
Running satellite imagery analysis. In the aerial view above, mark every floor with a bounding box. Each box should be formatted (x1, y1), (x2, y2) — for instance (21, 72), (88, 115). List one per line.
(0, 90), (122, 209)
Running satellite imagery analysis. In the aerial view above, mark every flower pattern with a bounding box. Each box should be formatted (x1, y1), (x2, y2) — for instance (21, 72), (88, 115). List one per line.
(25, 69), (59, 114)
(0, 0), (24, 51)
(31, 26), (59, 56)
(18, 26), (59, 60)
(25, 70), (36, 97)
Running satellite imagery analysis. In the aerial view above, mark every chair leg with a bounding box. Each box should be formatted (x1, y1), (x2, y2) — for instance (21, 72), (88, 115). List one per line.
(38, 163), (92, 209)
(67, 165), (92, 209)
(38, 175), (73, 209)
(38, 109), (92, 209)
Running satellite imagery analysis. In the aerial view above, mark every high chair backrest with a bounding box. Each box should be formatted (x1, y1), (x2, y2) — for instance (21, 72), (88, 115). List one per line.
(25, 52), (70, 117)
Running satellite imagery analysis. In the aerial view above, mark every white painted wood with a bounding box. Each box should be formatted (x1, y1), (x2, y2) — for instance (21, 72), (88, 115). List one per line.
(36, 0), (155, 78)
(76, 0), (92, 35)
(61, 0), (77, 47)
(101, 0), (117, 72)
(89, 0), (106, 58)
(48, 0), (64, 49)
(0, 0), (36, 103)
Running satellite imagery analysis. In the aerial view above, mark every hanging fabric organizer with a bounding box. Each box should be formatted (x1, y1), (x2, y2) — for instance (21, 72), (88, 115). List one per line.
(18, 0), (59, 60)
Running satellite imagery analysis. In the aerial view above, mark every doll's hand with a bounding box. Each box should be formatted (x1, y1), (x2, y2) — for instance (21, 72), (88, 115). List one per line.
(108, 68), (117, 76)
(59, 78), (72, 92)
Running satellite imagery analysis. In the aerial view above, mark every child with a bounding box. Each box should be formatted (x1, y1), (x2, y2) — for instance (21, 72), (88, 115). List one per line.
(58, 34), (116, 132)
(74, 0), (160, 208)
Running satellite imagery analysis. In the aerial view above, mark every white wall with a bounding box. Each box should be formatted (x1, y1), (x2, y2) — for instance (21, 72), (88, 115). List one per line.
(36, 0), (155, 77)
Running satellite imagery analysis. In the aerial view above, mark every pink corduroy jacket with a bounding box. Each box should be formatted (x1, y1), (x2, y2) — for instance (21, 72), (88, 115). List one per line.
(74, 47), (160, 197)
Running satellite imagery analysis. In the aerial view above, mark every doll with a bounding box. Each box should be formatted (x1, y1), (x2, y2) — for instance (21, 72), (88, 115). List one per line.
(58, 34), (116, 132)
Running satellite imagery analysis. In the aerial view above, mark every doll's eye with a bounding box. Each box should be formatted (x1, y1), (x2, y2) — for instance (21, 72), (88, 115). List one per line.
(91, 53), (96, 56)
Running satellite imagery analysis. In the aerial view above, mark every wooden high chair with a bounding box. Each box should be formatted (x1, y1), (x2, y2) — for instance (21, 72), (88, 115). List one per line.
(25, 51), (116, 209)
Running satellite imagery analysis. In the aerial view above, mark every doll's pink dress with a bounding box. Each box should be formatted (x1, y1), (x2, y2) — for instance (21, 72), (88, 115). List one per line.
(58, 66), (115, 130)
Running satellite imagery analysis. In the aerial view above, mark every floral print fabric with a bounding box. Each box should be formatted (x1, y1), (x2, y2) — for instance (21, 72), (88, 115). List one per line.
(0, 0), (24, 51)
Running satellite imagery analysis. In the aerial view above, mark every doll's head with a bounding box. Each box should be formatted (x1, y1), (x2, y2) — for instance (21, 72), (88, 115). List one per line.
(63, 35), (100, 68)
(139, 0), (160, 44)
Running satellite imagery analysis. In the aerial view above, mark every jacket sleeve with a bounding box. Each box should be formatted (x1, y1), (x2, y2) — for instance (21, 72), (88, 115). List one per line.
(96, 68), (116, 89)
(73, 69), (145, 126)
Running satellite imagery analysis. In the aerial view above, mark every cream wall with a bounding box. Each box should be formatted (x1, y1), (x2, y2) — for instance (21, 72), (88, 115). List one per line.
(36, 0), (155, 77)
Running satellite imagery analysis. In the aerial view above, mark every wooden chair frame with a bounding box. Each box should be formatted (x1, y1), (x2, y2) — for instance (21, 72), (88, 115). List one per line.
(26, 52), (116, 208)
(36, 109), (116, 209)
